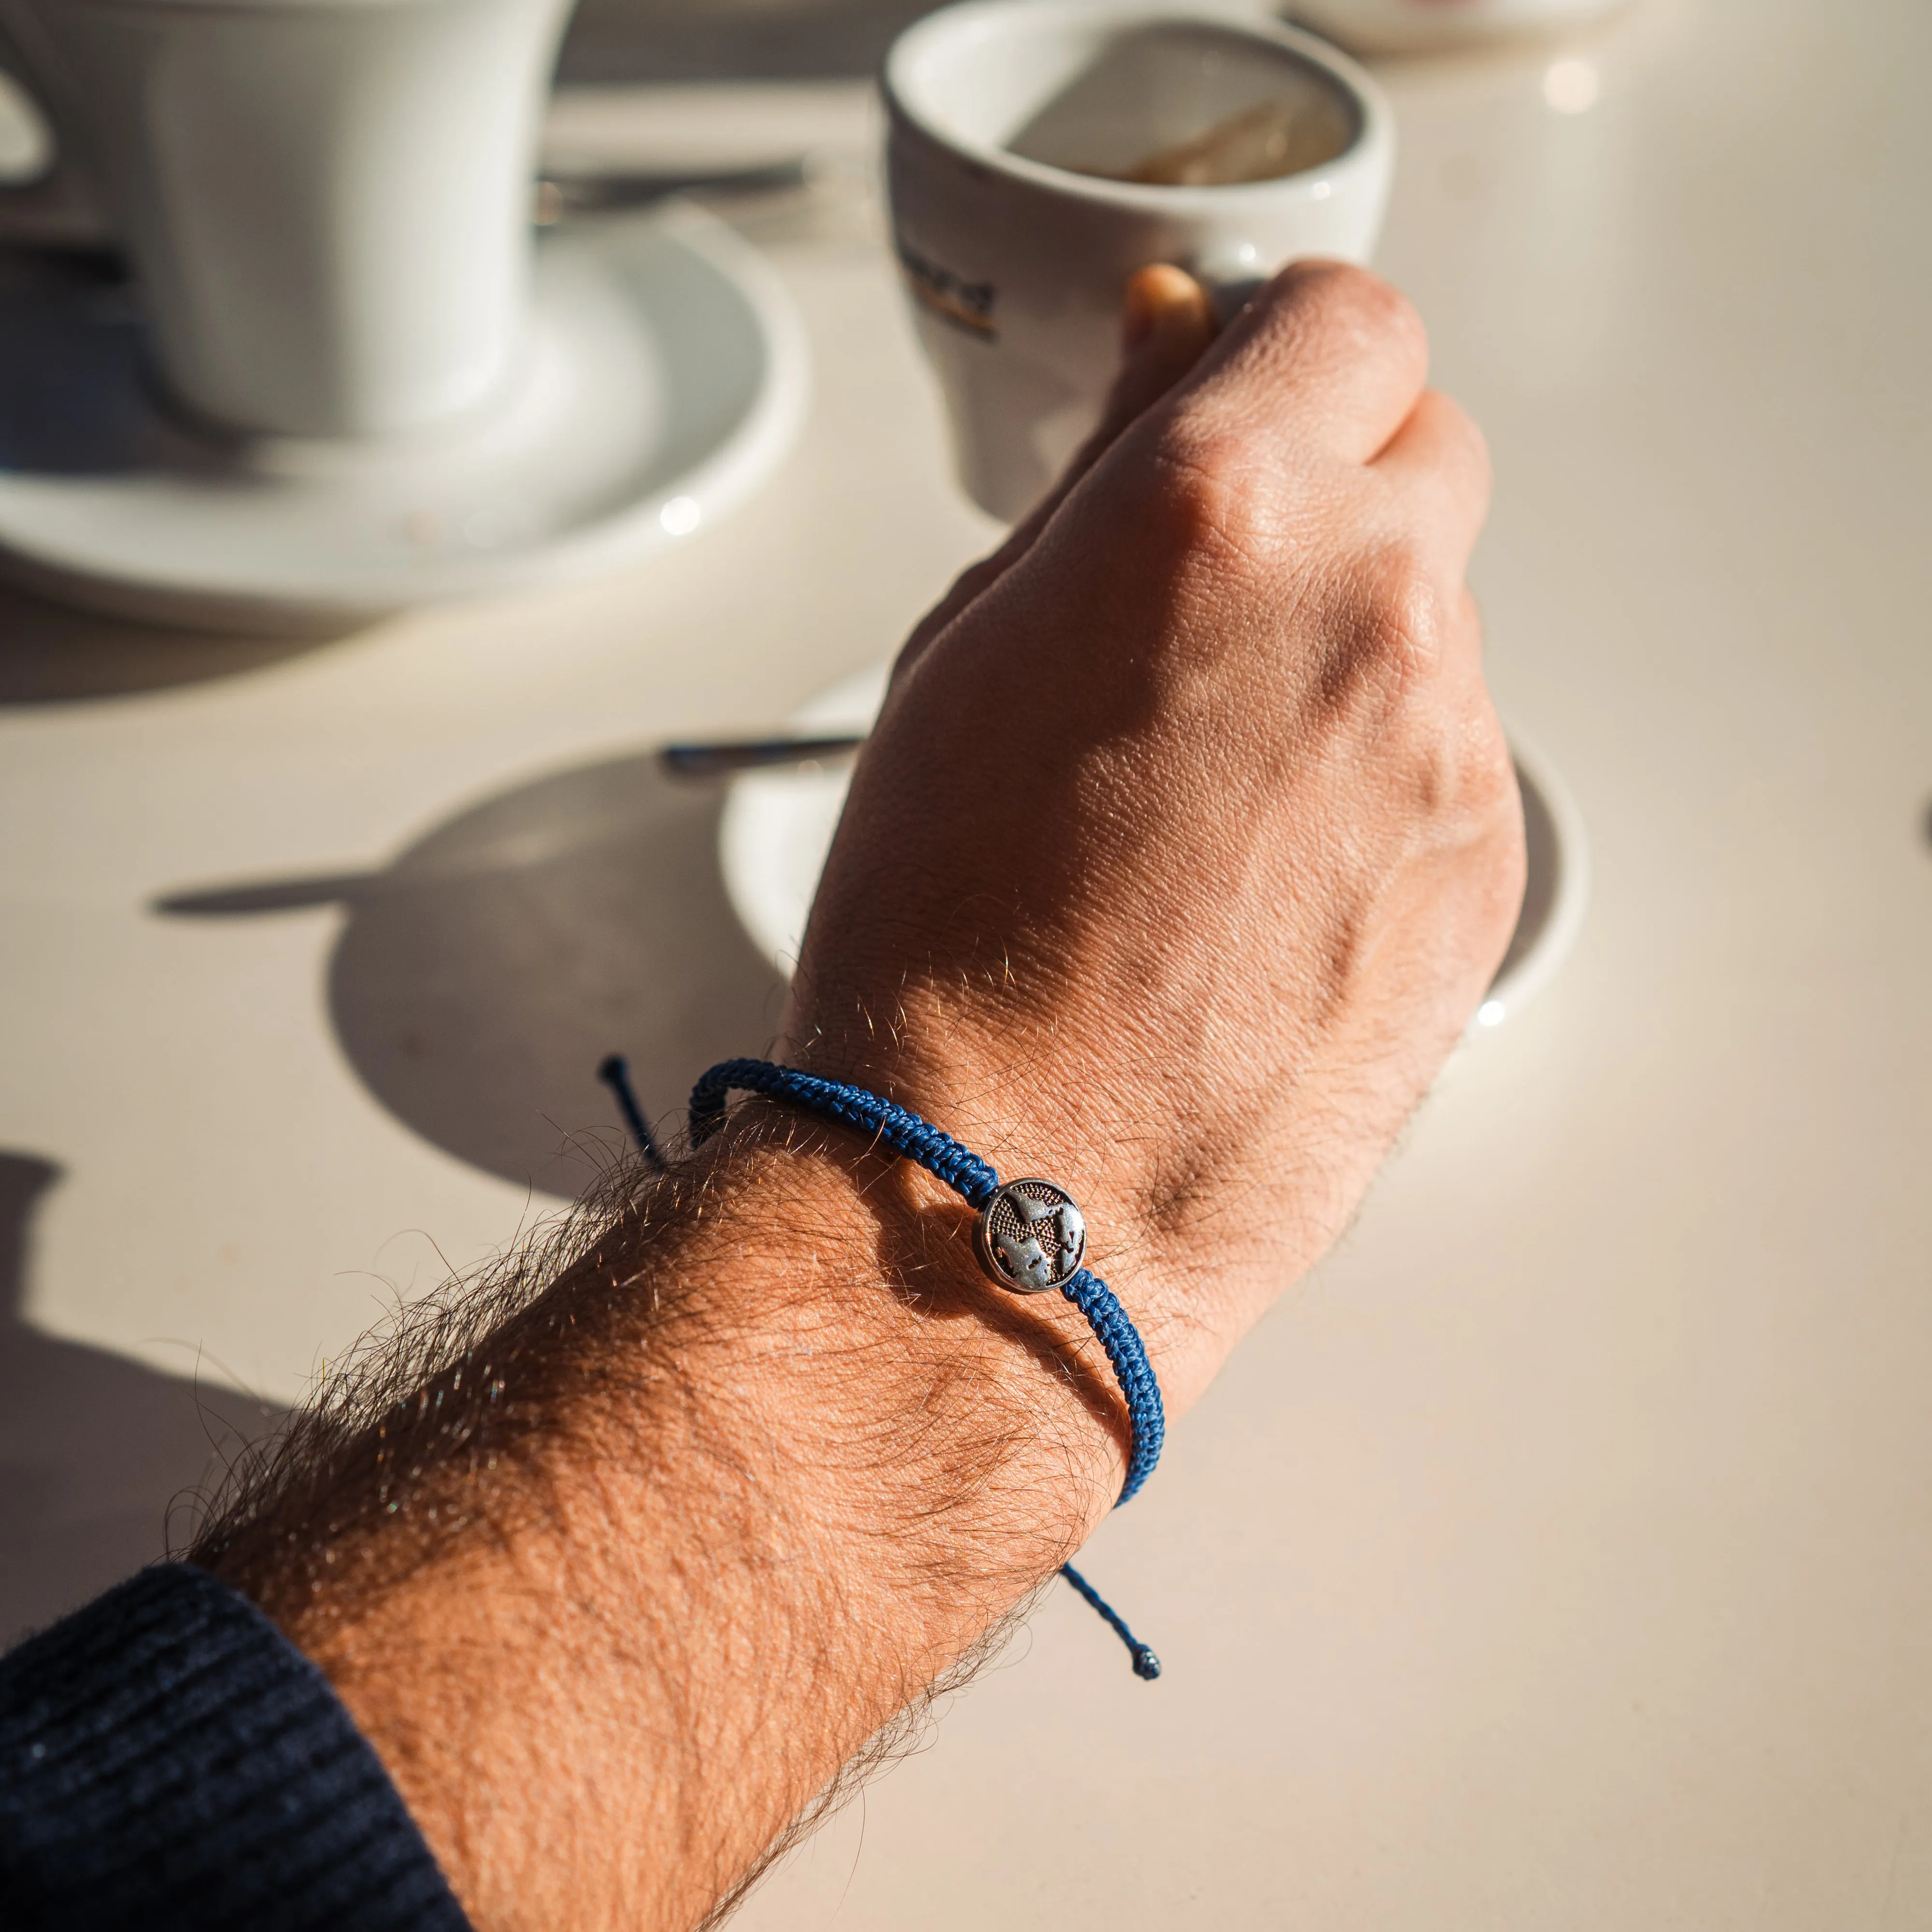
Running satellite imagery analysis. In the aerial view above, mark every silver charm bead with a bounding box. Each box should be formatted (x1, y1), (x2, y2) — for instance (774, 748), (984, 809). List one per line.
(974, 1179), (1087, 1295)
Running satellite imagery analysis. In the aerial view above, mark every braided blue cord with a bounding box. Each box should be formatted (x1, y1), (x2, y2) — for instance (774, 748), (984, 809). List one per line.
(1061, 1270), (1165, 1505)
(688, 1059), (1161, 1501)
(686, 1057), (1167, 1679)
(690, 1058), (999, 1206)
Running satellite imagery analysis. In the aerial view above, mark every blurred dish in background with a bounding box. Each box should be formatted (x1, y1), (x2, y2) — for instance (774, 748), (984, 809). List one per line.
(0, 62), (108, 251)
(0, 0), (575, 440)
(1288, 0), (1627, 55)
(0, 68), (51, 184)
(0, 206), (807, 634)
(716, 662), (1589, 1032)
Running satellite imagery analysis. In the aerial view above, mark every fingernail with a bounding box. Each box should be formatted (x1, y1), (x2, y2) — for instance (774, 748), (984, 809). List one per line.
(1122, 275), (1159, 353)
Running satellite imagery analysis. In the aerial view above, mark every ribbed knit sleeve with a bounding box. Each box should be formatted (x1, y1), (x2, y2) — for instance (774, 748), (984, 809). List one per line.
(0, 1563), (472, 1932)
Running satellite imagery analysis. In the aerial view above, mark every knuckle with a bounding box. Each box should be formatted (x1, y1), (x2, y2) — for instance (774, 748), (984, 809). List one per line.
(1395, 709), (1520, 905)
(1456, 401), (1493, 485)
(1281, 260), (1426, 364)
(1426, 389), (1492, 489)
(1350, 540), (1453, 698)
(1141, 422), (1272, 563)
(1475, 733), (1530, 927)
(1406, 685), (1520, 889)
(1464, 717), (1519, 822)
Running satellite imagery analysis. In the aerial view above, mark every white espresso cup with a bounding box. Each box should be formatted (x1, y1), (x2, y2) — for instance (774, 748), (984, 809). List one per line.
(0, 0), (571, 439)
(883, 0), (1394, 522)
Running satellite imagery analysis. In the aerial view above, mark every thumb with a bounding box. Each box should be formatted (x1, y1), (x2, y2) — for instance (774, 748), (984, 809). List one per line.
(897, 265), (1218, 672)
(1018, 264), (1220, 541)
(1105, 262), (1221, 444)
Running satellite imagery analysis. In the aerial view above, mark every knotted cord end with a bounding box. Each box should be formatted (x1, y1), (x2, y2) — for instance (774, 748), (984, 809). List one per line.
(1059, 1562), (1162, 1684)
(598, 1054), (665, 1168)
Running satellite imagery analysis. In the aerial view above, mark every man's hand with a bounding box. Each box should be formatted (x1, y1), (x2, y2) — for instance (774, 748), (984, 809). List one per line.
(200, 262), (1521, 1932)
(797, 258), (1523, 1417)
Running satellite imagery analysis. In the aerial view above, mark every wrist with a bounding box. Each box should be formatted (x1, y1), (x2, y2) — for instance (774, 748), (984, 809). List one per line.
(682, 1070), (1169, 1610)
(684, 1117), (1123, 1609)
(782, 981), (1238, 1406)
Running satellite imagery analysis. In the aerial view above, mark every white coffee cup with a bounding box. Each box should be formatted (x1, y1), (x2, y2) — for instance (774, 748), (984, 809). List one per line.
(0, 0), (570, 439)
(883, 0), (1394, 522)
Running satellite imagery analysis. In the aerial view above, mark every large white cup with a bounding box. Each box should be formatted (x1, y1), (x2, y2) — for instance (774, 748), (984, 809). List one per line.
(0, 0), (571, 438)
(883, 0), (1394, 522)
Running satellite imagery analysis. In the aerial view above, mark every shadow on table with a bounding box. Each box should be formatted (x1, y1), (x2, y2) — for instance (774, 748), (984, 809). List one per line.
(0, 577), (352, 706)
(156, 751), (789, 1198)
(0, 1153), (283, 1650)
(559, 0), (935, 82)
(0, 249), (370, 703)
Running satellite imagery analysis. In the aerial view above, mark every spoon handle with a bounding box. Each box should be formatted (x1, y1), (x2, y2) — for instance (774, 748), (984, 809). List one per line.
(535, 158), (810, 223)
(657, 734), (866, 779)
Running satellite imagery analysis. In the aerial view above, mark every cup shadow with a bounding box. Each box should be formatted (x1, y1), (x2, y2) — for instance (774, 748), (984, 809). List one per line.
(0, 248), (383, 663)
(156, 751), (791, 1198)
(0, 575), (352, 705)
(0, 250), (362, 698)
(559, 0), (938, 82)
(0, 1152), (283, 1649)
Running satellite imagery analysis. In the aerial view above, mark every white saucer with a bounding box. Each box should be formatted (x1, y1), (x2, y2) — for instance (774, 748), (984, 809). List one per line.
(0, 203), (809, 633)
(720, 663), (1589, 1032)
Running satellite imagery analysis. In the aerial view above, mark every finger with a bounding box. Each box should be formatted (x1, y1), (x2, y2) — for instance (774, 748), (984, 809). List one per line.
(1371, 388), (1492, 579)
(1001, 269), (1216, 555)
(1105, 265), (1221, 446)
(1007, 267), (1217, 549)
(896, 266), (1216, 672)
(1181, 259), (1430, 468)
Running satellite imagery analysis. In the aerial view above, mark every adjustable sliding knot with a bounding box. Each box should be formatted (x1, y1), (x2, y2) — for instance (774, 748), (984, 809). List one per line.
(677, 1055), (1166, 1676)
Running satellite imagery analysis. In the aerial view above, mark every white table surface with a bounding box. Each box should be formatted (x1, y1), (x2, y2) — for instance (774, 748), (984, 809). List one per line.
(6, 0), (1932, 1921)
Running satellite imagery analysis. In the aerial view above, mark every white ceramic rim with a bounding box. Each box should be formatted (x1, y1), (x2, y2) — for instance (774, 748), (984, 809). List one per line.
(1482, 726), (1591, 1026)
(0, 201), (811, 630)
(882, 0), (1394, 217)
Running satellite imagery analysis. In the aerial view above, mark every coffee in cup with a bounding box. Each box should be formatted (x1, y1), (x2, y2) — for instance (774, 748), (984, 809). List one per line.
(1079, 97), (1357, 188)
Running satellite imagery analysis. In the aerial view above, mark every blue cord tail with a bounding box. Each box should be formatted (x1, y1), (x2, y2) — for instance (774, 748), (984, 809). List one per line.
(1060, 1563), (1161, 1680)
(598, 1054), (665, 1167)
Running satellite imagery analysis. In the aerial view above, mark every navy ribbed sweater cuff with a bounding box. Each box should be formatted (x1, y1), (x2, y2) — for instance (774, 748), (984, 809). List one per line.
(0, 1562), (472, 1931)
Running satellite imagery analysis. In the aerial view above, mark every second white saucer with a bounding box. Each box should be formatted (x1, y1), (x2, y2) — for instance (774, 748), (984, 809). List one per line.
(719, 662), (1588, 1032)
(0, 202), (809, 633)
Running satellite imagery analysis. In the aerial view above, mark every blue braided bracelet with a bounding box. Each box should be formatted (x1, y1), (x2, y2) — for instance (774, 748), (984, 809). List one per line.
(677, 1056), (1165, 1680)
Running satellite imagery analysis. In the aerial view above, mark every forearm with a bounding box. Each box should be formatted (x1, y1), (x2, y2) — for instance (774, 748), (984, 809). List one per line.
(200, 1118), (1126, 1932)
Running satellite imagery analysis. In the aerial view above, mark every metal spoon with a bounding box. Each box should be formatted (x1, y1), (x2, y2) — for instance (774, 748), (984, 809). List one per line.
(2, 157), (816, 257)
(534, 157), (811, 224)
(657, 733), (864, 779)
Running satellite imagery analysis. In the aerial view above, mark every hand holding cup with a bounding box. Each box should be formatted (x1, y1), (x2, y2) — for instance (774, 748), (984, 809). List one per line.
(792, 260), (1525, 1413)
